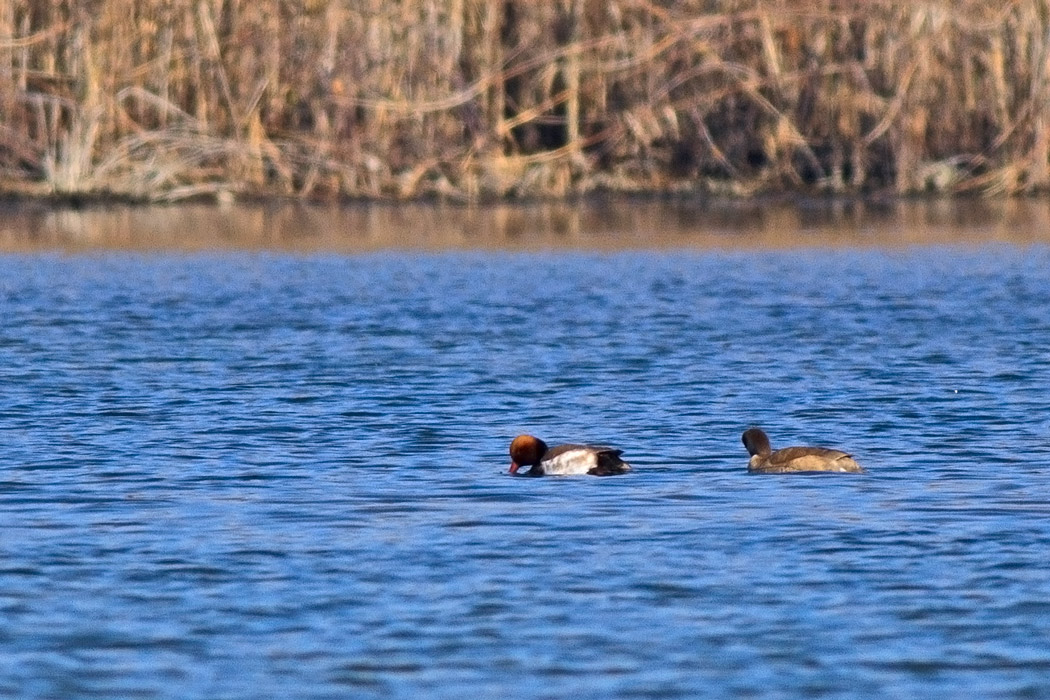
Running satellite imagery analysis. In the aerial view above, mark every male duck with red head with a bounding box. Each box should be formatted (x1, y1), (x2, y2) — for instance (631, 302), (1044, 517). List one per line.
(508, 434), (632, 476)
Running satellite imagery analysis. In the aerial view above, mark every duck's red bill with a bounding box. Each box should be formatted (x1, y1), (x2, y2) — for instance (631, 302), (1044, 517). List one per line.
(509, 462), (520, 474)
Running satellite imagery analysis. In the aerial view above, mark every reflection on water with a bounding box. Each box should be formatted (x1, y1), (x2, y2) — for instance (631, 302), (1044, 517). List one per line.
(2, 203), (1050, 698)
(1, 198), (1050, 250)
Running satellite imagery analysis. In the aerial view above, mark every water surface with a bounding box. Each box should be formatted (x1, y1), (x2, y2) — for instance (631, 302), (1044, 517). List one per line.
(2, 204), (1050, 698)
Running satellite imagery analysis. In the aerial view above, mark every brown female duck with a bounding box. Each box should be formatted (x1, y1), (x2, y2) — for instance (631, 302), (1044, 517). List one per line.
(742, 427), (863, 473)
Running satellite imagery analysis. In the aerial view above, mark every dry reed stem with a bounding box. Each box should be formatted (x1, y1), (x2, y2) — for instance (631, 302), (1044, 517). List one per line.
(0, 0), (1049, 200)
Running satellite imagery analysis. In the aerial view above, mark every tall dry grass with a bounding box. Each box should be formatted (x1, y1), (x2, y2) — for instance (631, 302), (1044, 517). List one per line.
(1, 0), (1049, 201)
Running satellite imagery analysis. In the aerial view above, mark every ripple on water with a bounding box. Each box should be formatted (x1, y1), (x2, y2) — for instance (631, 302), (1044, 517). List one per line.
(1, 246), (1050, 698)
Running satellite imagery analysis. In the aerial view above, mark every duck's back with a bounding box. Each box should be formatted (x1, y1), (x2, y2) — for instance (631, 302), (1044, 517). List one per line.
(539, 444), (631, 476)
(750, 446), (863, 473)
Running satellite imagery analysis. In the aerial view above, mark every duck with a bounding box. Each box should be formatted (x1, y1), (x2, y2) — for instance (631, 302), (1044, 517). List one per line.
(508, 434), (632, 476)
(742, 427), (863, 473)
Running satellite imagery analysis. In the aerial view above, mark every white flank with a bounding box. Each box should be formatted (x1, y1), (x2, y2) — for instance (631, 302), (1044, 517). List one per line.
(539, 449), (599, 475)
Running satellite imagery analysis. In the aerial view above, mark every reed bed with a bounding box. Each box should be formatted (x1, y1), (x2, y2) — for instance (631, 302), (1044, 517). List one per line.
(1, 0), (1049, 201)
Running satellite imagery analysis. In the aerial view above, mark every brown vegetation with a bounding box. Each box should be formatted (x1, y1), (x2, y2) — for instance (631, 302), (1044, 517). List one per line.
(2, 0), (1050, 202)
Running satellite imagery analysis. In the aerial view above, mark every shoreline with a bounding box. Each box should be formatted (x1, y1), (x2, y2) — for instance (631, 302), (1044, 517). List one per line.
(0, 181), (1026, 213)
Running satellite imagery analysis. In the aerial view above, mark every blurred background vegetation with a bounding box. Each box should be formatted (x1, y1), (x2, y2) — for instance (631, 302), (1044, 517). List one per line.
(2, 0), (1050, 202)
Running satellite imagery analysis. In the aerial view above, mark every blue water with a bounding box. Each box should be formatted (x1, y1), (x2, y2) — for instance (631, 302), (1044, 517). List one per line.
(2, 247), (1050, 698)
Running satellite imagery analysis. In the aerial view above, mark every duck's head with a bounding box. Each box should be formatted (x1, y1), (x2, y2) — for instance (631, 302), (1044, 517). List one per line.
(742, 427), (772, 457)
(509, 434), (548, 473)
